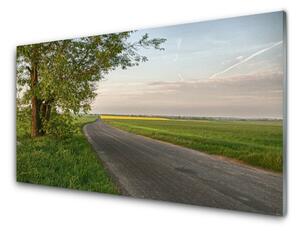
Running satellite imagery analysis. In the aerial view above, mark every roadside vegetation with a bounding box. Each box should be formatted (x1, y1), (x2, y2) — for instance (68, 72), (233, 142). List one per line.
(16, 32), (165, 191)
(103, 116), (283, 172)
(16, 34), (165, 139)
(17, 115), (119, 194)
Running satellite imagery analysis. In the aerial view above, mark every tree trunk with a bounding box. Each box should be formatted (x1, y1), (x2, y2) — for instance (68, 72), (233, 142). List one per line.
(31, 64), (42, 137)
(45, 103), (52, 122)
(40, 100), (52, 135)
(40, 101), (47, 135)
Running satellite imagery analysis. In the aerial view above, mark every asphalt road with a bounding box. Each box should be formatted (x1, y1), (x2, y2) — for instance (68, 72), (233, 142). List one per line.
(84, 120), (283, 215)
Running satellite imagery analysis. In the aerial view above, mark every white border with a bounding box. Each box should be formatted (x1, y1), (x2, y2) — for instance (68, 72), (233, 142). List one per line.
(1, 0), (299, 230)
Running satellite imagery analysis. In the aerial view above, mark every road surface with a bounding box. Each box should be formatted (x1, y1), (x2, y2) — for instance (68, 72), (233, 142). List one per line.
(84, 120), (283, 215)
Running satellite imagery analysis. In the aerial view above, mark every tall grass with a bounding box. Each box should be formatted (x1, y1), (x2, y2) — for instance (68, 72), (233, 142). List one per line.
(17, 115), (119, 194)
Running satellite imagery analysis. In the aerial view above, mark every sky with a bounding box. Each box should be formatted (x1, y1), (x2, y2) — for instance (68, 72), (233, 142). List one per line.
(92, 11), (285, 118)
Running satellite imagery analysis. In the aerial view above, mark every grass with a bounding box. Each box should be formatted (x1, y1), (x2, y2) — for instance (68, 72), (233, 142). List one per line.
(103, 116), (283, 172)
(16, 115), (119, 194)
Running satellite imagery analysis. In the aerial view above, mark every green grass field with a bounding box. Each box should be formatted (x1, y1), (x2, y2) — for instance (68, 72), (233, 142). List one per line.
(16, 115), (119, 194)
(103, 117), (283, 172)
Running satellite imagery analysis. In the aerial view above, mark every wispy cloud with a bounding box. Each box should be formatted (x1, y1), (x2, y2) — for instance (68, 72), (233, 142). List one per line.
(209, 41), (283, 79)
(93, 71), (283, 118)
(178, 73), (184, 81)
(173, 38), (182, 62)
(176, 38), (182, 50)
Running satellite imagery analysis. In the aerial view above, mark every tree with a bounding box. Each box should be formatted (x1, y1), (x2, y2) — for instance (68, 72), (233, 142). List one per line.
(17, 32), (166, 137)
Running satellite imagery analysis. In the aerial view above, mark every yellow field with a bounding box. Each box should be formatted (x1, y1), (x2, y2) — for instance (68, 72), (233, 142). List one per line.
(100, 115), (170, 121)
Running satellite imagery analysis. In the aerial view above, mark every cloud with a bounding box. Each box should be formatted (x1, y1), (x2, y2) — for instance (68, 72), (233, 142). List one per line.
(93, 71), (284, 118)
(209, 41), (283, 79)
(178, 73), (184, 81)
(173, 53), (178, 62)
(173, 38), (182, 62)
(176, 38), (182, 50)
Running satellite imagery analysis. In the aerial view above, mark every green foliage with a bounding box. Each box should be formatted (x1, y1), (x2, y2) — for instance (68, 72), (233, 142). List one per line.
(43, 112), (77, 138)
(104, 119), (283, 172)
(16, 32), (166, 137)
(17, 116), (119, 194)
(16, 105), (31, 139)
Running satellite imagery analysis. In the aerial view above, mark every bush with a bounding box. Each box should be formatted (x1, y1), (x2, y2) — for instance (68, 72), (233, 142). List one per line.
(43, 113), (78, 138)
(16, 106), (31, 138)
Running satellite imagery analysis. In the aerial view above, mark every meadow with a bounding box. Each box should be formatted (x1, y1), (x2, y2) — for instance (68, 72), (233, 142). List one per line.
(101, 115), (169, 121)
(16, 115), (119, 194)
(102, 115), (283, 172)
